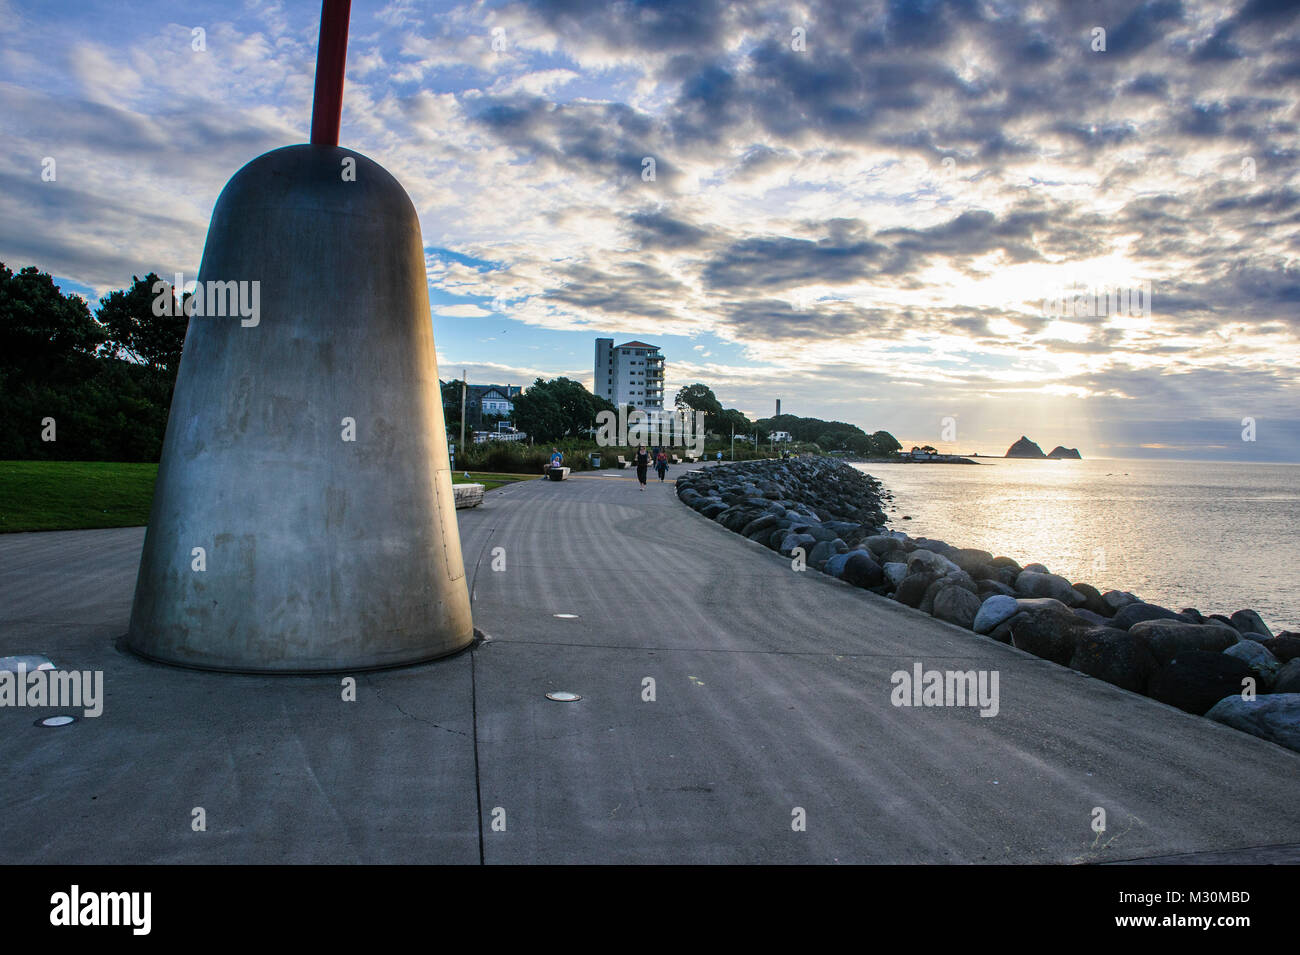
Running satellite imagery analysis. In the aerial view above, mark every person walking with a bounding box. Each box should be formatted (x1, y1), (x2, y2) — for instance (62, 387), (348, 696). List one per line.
(654, 448), (669, 482)
(633, 444), (649, 490)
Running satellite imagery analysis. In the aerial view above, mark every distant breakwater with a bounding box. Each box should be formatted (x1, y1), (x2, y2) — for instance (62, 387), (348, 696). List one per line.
(675, 457), (1300, 753)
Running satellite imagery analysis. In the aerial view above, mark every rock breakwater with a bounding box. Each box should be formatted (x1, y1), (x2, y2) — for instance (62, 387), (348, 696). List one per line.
(676, 457), (1300, 753)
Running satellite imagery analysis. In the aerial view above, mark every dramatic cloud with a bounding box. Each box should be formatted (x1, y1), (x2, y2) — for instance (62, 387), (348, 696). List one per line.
(2, 0), (1298, 457)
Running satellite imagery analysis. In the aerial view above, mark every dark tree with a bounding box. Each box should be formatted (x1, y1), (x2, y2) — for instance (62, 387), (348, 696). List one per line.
(96, 273), (187, 379)
(512, 377), (614, 442)
(0, 264), (104, 379)
(0, 263), (181, 460)
(674, 383), (724, 433)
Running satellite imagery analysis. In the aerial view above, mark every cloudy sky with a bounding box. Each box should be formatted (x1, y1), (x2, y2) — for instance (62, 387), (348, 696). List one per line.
(3, 0), (1299, 459)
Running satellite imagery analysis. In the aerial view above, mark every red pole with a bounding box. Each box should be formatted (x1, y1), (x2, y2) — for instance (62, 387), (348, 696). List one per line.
(310, 0), (352, 146)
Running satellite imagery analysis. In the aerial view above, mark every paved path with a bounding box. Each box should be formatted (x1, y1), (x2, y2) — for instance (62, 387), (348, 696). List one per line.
(2, 464), (1298, 863)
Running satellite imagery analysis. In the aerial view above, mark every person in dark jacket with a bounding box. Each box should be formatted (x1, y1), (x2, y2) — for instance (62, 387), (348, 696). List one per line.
(633, 445), (649, 490)
(655, 449), (669, 481)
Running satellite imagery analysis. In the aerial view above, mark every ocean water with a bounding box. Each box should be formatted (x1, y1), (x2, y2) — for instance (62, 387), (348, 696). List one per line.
(852, 458), (1300, 633)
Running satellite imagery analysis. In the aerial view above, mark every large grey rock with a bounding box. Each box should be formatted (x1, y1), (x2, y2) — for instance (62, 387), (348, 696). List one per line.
(1072, 582), (1114, 617)
(973, 595), (1019, 634)
(919, 571), (977, 614)
(746, 519), (787, 542)
(739, 513), (780, 538)
(1223, 640), (1281, 686)
(1015, 571), (1085, 606)
(779, 532), (816, 556)
(802, 524), (842, 544)
(1073, 608), (1111, 628)
(720, 506), (762, 532)
(1006, 600), (1091, 665)
(1273, 659), (1300, 694)
(1262, 635), (1300, 663)
(808, 539), (842, 569)
(894, 570), (939, 608)
(883, 562), (909, 587)
(907, 549), (961, 577)
(977, 579), (1017, 599)
(863, 535), (898, 557)
(1148, 651), (1253, 715)
(1205, 694), (1300, 753)
(986, 620), (1015, 644)
(837, 551), (884, 588)
(912, 537), (955, 557)
(916, 578), (943, 615)
(1230, 609), (1274, 641)
(1069, 627), (1159, 694)
(1101, 590), (1141, 612)
(933, 586), (982, 629)
(1130, 619), (1239, 667)
(949, 548), (995, 578)
(1111, 602), (1182, 631)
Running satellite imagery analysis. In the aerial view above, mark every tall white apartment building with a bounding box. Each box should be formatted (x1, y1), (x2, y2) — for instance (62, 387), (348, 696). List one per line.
(594, 338), (665, 416)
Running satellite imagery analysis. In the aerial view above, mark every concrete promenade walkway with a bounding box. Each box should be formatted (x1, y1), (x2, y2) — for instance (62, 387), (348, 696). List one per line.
(2, 462), (1298, 863)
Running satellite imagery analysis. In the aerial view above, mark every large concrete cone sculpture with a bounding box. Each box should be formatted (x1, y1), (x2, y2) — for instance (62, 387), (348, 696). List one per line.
(127, 17), (473, 671)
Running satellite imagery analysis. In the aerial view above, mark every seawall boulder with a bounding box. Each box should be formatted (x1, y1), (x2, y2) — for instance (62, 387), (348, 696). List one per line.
(1069, 627), (1158, 694)
(1129, 619), (1238, 667)
(1147, 651), (1253, 715)
(1206, 694), (1300, 752)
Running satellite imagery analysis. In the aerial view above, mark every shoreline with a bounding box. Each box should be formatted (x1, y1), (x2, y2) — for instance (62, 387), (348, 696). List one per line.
(843, 455), (981, 465)
(676, 457), (1300, 754)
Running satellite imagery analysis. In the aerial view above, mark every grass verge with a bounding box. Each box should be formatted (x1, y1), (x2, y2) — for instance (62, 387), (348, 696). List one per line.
(1, 463), (531, 532)
(0, 461), (158, 532)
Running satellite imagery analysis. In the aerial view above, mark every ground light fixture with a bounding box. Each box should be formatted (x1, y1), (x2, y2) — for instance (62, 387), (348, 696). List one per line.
(545, 692), (582, 702)
(36, 715), (77, 728)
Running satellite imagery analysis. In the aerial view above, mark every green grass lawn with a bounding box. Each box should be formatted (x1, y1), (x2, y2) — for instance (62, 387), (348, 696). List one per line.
(451, 471), (533, 492)
(0, 461), (159, 532)
(0, 461), (531, 532)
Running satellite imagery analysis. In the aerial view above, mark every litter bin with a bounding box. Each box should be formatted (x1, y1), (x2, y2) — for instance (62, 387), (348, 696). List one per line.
(589, 453), (602, 468)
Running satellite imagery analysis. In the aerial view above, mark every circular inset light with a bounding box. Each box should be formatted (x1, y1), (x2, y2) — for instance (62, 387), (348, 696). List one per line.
(37, 715), (76, 727)
(552, 613), (579, 619)
(546, 691), (581, 702)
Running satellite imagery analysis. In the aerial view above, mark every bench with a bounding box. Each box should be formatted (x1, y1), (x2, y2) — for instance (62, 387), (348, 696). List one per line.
(453, 483), (485, 509)
(544, 465), (571, 481)
(616, 456), (630, 469)
(671, 454), (682, 464)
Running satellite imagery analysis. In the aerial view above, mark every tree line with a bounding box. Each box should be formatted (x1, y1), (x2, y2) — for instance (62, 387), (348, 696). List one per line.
(499, 377), (901, 456)
(1, 261), (901, 460)
(0, 264), (185, 461)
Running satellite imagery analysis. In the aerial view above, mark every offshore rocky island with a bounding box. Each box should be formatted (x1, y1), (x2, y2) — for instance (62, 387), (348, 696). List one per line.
(676, 457), (1300, 752)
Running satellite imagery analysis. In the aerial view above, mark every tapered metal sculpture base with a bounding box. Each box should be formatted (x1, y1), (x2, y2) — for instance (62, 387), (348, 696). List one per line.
(127, 144), (473, 672)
